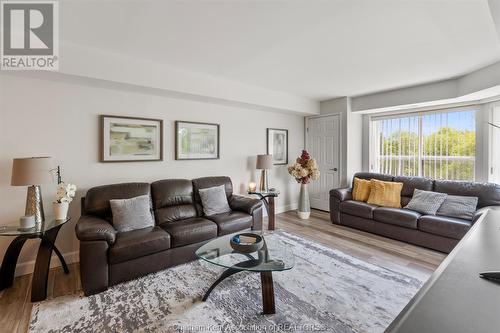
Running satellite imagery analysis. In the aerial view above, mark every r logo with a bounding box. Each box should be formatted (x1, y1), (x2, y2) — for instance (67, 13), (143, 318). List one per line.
(2, 3), (54, 55)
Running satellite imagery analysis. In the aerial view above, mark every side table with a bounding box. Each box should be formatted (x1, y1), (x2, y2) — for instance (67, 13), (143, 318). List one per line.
(0, 218), (70, 302)
(248, 190), (279, 230)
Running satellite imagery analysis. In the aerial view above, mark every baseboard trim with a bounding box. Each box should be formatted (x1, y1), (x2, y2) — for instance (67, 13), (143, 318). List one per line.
(15, 251), (79, 277)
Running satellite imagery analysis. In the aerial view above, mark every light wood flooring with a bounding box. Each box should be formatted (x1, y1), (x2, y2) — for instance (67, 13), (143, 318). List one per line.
(0, 209), (446, 333)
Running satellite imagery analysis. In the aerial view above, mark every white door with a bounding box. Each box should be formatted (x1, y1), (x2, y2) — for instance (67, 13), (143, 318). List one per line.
(306, 115), (341, 211)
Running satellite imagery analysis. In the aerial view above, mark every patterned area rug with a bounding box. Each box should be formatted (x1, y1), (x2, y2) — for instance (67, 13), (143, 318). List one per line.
(30, 231), (424, 333)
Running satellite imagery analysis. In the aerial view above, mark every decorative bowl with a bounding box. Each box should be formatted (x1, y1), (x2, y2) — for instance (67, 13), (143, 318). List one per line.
(230, 233), (264, 253)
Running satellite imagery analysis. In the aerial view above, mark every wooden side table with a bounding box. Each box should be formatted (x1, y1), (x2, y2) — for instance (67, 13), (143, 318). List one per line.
(0, 218), (70, 302)
(248, 190), (279, 230)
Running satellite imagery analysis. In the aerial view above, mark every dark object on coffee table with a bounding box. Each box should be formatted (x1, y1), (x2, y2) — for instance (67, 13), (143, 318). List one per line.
(230, 233), (263, 253)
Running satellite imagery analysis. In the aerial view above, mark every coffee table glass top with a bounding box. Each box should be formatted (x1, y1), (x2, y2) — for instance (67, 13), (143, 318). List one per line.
(0, 218), (70, 237)
(196, 232), (294, 272)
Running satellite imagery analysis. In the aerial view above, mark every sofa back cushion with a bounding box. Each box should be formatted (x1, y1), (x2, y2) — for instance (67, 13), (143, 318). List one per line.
(84, 183), (151, 220)
(192, 176), (233, 216)
(352, 172), (393, 187)
(151, 179), (197, 224)
(393, 175), (434, 206)
(433, 180), (500, 209)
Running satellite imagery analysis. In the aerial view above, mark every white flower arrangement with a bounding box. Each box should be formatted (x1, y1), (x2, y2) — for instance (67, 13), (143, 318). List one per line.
(54, 182), (77, 203)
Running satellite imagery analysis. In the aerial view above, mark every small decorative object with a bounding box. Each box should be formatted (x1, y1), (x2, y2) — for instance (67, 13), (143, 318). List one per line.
(11, 157), (54, 226)
(175, 121), (220, 160)
(256, 154), (273, 192)
(19, 215), (35, 231)
(230, 233), (264, 253)
(267, 128), (288, 165)
(288, 150), (320, 219)
(101, 115), (163, 162)
(53, 179), (76, 221)
(248, 182), (257, 192)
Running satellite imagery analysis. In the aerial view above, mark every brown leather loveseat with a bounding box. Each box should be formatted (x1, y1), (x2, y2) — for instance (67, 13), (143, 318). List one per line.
(75, 176), (262, 296)
(330, 172), (500, 253)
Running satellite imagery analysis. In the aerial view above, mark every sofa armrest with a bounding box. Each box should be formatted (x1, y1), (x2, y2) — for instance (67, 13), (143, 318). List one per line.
(75, 215), (117, 245)
(473, 206), (500, 223)
(330, 188), (353, 202)
(229, 195), (263, 215)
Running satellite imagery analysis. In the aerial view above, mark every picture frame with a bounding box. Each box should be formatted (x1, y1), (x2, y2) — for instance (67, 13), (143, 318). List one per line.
(100, 115), (163, 162)
(267, 128), (288, 165)
(175, 121), (220, 160)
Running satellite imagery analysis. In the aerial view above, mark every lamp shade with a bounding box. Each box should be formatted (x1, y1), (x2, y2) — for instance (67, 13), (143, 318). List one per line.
(256, 154), (273, 169)
(11, 157), (54, 186)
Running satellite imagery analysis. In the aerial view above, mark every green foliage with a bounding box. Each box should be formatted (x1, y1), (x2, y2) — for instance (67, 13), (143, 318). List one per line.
(379, 127), (475, 180)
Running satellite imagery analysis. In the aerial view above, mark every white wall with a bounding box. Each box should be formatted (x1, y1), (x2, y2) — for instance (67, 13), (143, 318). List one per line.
(319, 97), (363, 187)
(0, 73), (305, 275)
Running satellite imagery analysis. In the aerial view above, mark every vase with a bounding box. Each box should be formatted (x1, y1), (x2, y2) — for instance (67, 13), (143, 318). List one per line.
(298, 183), (310, 219)
(53, 202), (69, 220)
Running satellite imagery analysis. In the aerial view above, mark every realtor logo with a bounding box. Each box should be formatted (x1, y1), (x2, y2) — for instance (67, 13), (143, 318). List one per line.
(1, 0), (59, 70)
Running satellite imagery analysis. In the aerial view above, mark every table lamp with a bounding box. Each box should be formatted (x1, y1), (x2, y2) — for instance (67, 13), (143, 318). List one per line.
(11, 157), (54, 224)
(256, 154), (273, 192)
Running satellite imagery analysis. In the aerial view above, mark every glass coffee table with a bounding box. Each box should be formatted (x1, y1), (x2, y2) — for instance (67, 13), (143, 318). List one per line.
(196, 232), (294, 314)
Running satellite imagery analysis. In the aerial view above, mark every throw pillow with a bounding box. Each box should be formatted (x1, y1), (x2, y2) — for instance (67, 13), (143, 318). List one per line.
(198, 184), (231, 216)
(404, 189), (447, 215)
(352, 177), (371, 202)
(437, 195), (478, 220)
(367, 179), (403, 208)
(110, 194), (155, 232)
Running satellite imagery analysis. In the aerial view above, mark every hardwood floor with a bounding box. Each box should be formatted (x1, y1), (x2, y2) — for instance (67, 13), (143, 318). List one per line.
(0, 209), (446, 332)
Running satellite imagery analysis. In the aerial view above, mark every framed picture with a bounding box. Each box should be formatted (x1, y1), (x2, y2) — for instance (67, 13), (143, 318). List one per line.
(267, 128), (288, 165)
(175, 121), (220, 160)
(100, 115), (163, 162)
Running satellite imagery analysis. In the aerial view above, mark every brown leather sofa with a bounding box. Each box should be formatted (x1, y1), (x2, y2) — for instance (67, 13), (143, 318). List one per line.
(75, 176), (263, 296)
(330, 172), (500, 253)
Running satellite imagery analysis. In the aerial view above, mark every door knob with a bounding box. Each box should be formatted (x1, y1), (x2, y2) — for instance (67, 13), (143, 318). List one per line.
(330, 168), (338, 171)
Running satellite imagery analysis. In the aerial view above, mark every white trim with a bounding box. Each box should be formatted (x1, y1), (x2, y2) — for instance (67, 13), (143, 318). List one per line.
(14, 251), (79, 277)
(371, 105), (481, 121)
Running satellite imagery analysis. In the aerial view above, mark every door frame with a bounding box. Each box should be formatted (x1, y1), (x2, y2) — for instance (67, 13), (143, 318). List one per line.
(305, 113), (343, 210)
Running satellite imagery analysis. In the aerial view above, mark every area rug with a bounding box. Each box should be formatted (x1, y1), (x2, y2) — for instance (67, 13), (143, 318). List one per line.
(29, 231), (425, 333)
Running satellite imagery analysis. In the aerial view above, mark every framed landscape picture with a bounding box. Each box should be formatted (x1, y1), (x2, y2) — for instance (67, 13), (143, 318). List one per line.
(175, 121), (220, 160)
(100, 115), (163, 162)
(267, 128), (288, 165)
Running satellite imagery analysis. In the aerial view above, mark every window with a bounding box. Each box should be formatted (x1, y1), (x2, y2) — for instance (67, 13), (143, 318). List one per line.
(371, 109), (476, 181)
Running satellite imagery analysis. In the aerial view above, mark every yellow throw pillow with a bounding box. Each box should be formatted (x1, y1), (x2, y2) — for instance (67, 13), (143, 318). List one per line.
(367, 179), (403, 208)
(352, 177), (371, 202)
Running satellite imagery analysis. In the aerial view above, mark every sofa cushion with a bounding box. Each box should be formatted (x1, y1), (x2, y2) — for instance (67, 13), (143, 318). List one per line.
(352, 177), (371, 202)
(192, 176), (233, 216)
(159, 217), (217, 247)
(110, 195), (155, 232)
(151, 179), (197, 223)
(367, 179), (403, 208)
(373, 207), (421, 229)
(199, 185), (231, 216)
(393, 175), (434, 197)
(404, 189), (447, 215)
(340, 200), (377, 219)
(84, 182), (151, 220)
(434, 179), (500, 209)
(418, 215), (472, 240)
(437, 195), (478, 220)
(351, 172), (393, 185)
(109, 226), (170, 264)
(205, 211), (252, 235)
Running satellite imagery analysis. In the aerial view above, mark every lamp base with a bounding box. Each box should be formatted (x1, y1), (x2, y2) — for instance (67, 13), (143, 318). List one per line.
(25, 185), (45, 225)
(259, 170), (269, 192)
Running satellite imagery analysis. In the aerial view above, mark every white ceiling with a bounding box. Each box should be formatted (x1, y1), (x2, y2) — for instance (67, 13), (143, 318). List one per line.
(61, 0), (500, 100)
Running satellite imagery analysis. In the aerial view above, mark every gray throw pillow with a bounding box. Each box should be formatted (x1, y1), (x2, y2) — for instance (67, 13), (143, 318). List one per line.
(404, 189), (447, 215)
(110, 195), (154, 232)
(199, 185), (231, 216)
(437, 195), (478, 220)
